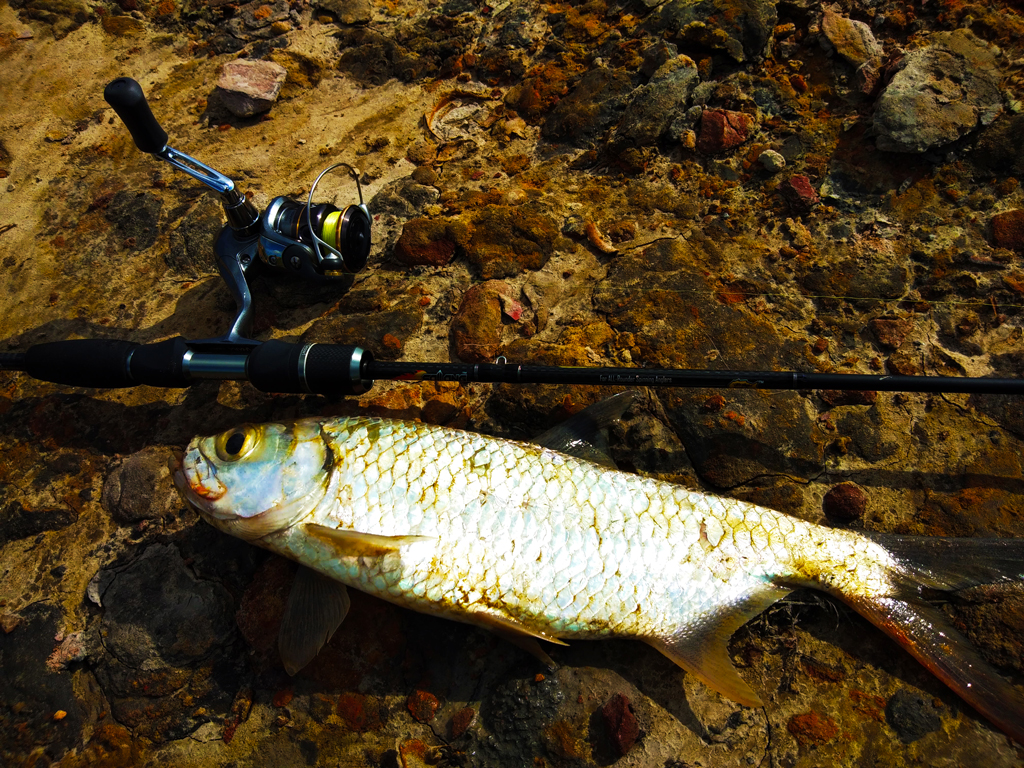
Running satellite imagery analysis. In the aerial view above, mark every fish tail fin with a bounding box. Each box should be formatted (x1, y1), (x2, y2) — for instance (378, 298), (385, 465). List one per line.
(848, 534), (1024, 744)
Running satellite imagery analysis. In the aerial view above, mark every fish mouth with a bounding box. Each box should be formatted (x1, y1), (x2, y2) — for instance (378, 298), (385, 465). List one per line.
(169, 447), (227, 505)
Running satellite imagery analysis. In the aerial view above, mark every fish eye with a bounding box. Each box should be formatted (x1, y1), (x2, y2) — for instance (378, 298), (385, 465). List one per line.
(215, 425), (259, 462)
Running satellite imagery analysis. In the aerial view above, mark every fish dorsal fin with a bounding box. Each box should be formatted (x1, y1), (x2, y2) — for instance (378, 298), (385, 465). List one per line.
(278, 565), (351, 676)
(646, 582), (793, 707)
(534, 391), (636, 469)
(304, 523), (433, 557)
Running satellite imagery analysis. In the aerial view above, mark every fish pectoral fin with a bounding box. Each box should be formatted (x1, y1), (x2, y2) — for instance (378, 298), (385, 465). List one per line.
(278, 565), (351, 676)
(647, 582), (793, 708)
(533, 391), (636, 469)
(472, 610), (568, 666)
(304, 523), (433, 557)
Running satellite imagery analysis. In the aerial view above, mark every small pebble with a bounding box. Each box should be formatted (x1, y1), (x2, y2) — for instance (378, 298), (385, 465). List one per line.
(823, 483), (867, 523)
(758, 149), (786, 172)
(406, 689), (440, 723)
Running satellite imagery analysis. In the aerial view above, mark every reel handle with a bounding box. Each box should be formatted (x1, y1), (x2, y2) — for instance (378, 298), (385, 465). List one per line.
(104, 77), (169, 154)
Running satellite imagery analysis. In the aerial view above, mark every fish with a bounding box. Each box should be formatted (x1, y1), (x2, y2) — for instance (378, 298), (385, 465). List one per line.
(171, 392), (1024, 744)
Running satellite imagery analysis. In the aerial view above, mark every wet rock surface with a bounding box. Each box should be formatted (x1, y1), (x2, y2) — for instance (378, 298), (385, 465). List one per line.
(3, 0), (1024, 765)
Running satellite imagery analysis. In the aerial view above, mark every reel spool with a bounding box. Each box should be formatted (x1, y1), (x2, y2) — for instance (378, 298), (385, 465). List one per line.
(260, 163), (371, 278)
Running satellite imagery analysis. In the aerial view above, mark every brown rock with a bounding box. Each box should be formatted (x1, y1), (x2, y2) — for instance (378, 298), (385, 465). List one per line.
(407, 140), (438, 165)
(406, 690), (439, 722)
(337, 692), (383, 731)
(601, 693), (639, 757)
(394, 218), (459, 267)
(991, 209), (1024, 250)
(869, 317), (914, 349)
(101, 446), (181, 524)
(411, 166), (437, 185)
(101, 15), (145, 37)
(450, 707), (475, 738)
(696, 109), (753, 154)
(821, 9), (883, 67)
(787, 710), (840, 746)
(451, 281), (514, 362)
(819, 390), (878, 406)
(463, 204), (559, 279)
(780, 174), (820, 212)
(887, 350), (920, 376)
(216, 59), (287, 117)
(823, 483), (867, 523)
(317, 0), (370, 24)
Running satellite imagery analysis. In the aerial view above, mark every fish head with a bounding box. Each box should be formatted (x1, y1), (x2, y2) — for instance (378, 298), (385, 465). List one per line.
(172, 420), (330, 541)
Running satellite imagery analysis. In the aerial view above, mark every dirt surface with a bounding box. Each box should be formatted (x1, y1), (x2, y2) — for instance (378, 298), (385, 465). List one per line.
(2, 0), (1024, 765)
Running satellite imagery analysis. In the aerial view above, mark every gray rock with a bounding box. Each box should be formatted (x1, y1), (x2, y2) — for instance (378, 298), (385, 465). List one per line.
(101, 544), (233, 668)
(650, 0), (777, 63)
(886, 689), (943, 743)
(666, 389), (825, 487)
(970, 112), (1024, 176)
(101, 446), (182, 524)
(166, 194), (222, 278)
(95, 544), (239, 742)
(216, 59), (288, 118)
(611, 57), (700, 148)
(0, 603), (85, 762)
(0, 499), (77, 546)
(640, 40), (678, 78)
(874, 30), (1002, 153)
(758, 148), (786, 172)
(369, 177), (441, 218)
(542, 67), (634, 146)
(105, 190), (163, 250)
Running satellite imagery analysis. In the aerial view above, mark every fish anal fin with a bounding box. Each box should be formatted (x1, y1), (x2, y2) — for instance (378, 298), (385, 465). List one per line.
(278, 565), (351, 676)
(648, 582), (792, 708)
(493, 631), (558, 668)
(471, 610), (568, 666)
(304, 523), (432, 557)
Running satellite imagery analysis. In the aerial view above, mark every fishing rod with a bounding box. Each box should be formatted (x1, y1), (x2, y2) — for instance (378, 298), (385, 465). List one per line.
(3, 78), (1023, 398)
(3, 337), (1024, 396)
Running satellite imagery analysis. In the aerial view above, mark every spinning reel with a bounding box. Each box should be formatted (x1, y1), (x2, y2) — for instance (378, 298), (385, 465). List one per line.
(103, 77), (371, 345)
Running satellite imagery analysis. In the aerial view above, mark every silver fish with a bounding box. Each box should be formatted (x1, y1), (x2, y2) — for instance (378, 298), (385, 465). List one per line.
(172, 393), (1024, 744)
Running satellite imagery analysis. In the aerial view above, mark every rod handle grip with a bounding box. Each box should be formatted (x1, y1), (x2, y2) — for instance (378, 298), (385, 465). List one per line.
(247, 341), (374, 396)
(24, 339), (138, 388)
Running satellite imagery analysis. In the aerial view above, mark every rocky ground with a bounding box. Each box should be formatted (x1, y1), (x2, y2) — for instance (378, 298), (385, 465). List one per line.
(2, 0), (1024, 765)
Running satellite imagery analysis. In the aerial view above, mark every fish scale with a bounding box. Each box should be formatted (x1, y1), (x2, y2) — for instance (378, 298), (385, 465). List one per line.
(174, 408), (1024, 744)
